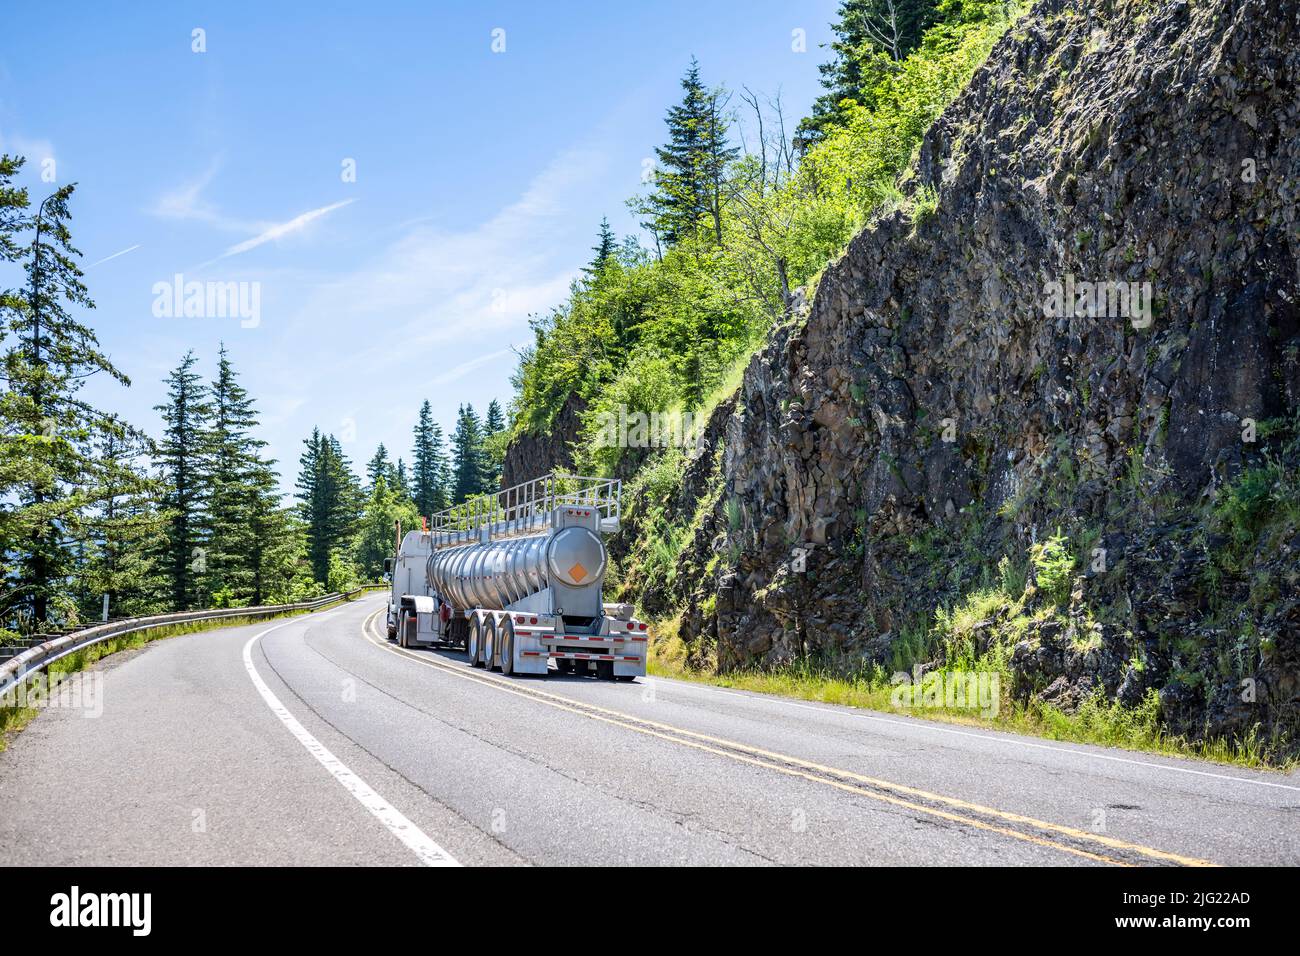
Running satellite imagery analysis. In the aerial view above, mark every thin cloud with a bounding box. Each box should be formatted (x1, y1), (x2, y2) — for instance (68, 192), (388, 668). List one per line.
(428, 347), (518, 387)
(221, 137), (611, 465)
(151, 155), (264, 233)
(217, 199), (356, 260)
(295, 140), (608, 369)
(88, 243), (141, 268)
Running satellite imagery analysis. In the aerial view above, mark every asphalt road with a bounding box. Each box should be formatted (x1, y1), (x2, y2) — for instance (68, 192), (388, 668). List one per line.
(1, 594), (1296, 866)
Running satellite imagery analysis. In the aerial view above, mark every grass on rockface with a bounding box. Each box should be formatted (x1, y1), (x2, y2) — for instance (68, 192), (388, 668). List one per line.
(646, 601), (1296, 772)
(641, 469), (1300, 771)
(0, 594), (367, 752)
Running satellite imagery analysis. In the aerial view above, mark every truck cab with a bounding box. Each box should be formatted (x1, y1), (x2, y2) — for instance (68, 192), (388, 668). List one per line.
(386, 529), (432, 642)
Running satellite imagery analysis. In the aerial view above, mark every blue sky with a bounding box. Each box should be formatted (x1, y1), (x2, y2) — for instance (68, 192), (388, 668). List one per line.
(0, 0), (838, 492)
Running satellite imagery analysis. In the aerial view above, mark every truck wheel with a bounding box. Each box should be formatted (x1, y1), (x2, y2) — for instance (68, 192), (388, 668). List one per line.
(596, 661), (615, 681)
(386, 619), (397, 641)
(468, 618), (484, 667)
(500, 620), (515, 676)
(484, 618), (499, 672)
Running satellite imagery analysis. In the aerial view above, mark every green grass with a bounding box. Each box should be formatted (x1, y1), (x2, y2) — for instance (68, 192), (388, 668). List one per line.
(0, 594), (371, 752)
(648, 644), (1295, 770)
(908, 185), (940, 226)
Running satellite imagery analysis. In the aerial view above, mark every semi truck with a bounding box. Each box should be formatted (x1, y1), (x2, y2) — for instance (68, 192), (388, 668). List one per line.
(385, 473), (648, 680)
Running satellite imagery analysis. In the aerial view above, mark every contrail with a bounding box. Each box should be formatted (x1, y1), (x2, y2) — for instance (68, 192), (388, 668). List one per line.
(88, 243), (141, 268)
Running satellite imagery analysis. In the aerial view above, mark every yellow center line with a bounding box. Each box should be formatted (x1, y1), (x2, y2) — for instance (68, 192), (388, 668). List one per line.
(359, 606), (1216, 867)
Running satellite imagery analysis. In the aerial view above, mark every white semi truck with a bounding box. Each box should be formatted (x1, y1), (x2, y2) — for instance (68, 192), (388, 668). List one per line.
(385, 474), (648, 680)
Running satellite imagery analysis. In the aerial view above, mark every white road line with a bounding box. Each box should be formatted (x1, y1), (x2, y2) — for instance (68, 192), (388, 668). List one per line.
(243, 616), (460, 867)
(655, 678), (1300, 793)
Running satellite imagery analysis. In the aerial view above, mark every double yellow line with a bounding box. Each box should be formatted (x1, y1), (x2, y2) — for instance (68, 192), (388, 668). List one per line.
(361, 608), (1214, 867)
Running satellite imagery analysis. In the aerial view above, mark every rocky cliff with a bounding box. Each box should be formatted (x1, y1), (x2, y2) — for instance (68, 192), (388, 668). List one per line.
(656, 0), (1299, 751)
(501, 392), (586, 489)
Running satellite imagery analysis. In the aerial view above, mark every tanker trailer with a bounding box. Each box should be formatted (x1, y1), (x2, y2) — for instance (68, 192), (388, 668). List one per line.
(392, 473), (648, 680)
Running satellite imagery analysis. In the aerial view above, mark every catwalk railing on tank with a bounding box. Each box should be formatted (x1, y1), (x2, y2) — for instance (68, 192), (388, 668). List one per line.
(428, 473), (621, 550)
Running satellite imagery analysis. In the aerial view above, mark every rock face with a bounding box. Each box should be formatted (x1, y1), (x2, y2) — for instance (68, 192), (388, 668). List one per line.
(501, 392), (587, 488)
(668, 0), (1300, 749)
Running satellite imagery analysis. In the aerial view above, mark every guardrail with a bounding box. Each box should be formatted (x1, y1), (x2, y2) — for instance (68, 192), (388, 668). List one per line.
(0, 584), (387, 701)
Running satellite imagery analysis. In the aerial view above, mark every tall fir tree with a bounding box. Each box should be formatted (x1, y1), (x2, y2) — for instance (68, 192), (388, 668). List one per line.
(245, 477), (306, 605)
(449, 404), (486, 504)
(798, 0), (941, 144)
(481, 398), (506, 490)
(411, 400), (448, 518)
(583, 217), (618, 279)
(484, 399), (505, 435)
(366, 443), (391, 490)
(74, 418), (169, 620)
(203, 345), (284, 606)
(295, 429), (360, 583)
(0, 163), (138, 627)
(642, 59), (738, 247)
(154, 351), (212, 610)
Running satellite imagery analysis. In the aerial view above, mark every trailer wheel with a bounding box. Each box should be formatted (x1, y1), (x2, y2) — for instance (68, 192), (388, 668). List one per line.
(500, 620), (515, 676)
(468, 618), (484, 667)
(556, 659), (575, 675)
(596, 660), (615, 681)
(483, 617), (498, 672)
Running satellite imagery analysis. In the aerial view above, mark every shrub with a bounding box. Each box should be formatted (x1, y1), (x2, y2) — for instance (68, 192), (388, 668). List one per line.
(1030, 531), (1074, 606)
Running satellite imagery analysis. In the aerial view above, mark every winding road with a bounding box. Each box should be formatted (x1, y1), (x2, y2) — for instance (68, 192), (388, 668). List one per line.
(1, 594), (1296, 866)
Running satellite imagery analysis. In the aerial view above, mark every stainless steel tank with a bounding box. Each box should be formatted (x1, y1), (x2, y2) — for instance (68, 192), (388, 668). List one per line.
(425, 526), (607, 612)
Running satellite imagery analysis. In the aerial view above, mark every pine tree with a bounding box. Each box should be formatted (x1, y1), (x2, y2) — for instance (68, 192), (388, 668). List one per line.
(583, 218), (618, 278)
(644, 59), (737, 246)
(484, 399), (504, 435)
(798, 0), (941, 144)
(393, 458), (410, 496)
(450, 404), (486, 504)
(0, 166), (137, 627)
(296, 429), (325, 582)
(366, 443), (391, 490)
(154, 352), (212, 610)
(203, 345), (284, 607)
(75, 419), (169, 620)
(247, 480), (307, 605)
(412, 400), (448, 519)
(481, 398), (506, 490)
(295, 429), (360, 583)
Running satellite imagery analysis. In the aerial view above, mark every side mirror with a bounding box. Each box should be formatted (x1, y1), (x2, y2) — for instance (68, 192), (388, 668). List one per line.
(383, 558), (394, 573)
